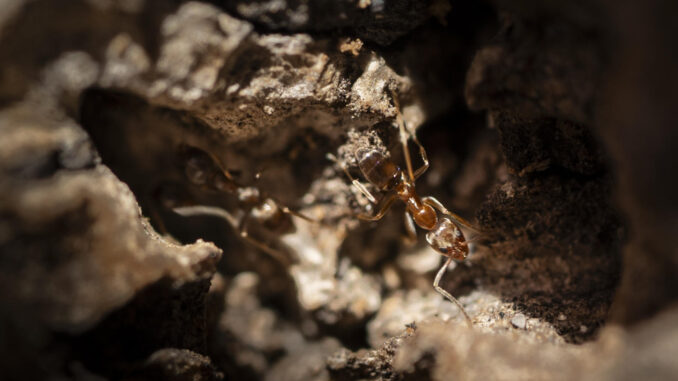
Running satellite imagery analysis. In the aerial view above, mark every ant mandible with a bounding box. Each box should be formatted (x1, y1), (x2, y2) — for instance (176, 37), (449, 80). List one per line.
(328, 95), (478, 326)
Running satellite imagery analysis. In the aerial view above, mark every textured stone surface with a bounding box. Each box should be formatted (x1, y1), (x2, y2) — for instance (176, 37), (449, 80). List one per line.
(129, 348), (224, 381)
(219, 0), (436, 46)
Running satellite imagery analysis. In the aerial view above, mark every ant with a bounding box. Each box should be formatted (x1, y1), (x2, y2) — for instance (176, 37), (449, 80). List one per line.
(156, 144), (313, 265)
(328, 96), (478, 326)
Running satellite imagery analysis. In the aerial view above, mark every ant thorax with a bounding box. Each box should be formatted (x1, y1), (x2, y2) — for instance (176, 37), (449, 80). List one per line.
(251, 198), (293, 233)
(251, 198), (279, 219)
(425, 218), (468, 260)
(237, 186), (261, 205)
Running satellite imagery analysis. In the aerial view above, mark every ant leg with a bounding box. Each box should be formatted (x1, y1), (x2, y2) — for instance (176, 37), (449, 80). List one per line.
(396, 107), (415, 182)
(238, 210), (292, 266)
(173, 204), (291, 265)
(148, 205), (170, 236)
(205, 151), (239, 182)
(421, 196), (479, 233)
(353, 180), (378, 204)
(356, 193), (396, 221)
(280, 205), (316, 223)
(172, 204), (240, 227)
(410, 133), (429, 181)
(327, 153), (378, 203)
(268, 197), (318, 223)
(392, 92), (429, 181)
(403, 212), (418, 246)
(263, 194), (317, 223)
(434, 256), (473, 327)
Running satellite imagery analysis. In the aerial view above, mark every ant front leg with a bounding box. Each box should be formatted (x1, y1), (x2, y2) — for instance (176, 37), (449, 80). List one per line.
(172, 204), (291, 265)
(409, 132), (429, 181)
(392, 93), (430, 181)
(327, 153), (378, 203)
(402, 212), (418, 246)
(355, 193), (396, 221)
(280, 205), (316, 223)
(434, 256), (473, 327)
(265, 195), (317, 223)
(422, 196), (478, 233)
(172, 204), (240, 227)
(327, 152), (392, 221)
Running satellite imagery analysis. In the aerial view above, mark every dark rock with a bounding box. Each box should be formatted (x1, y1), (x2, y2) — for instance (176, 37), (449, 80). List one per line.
(128, 348), (223, 381)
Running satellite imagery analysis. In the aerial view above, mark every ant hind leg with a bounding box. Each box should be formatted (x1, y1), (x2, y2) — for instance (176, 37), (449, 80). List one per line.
(421, 196), (479, 233)
(238, 211), (292, 266)
(434, 256), (473, 327)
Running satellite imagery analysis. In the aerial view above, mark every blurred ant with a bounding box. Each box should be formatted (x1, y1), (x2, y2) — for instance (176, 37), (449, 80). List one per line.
(156, 144), (313, 265)
(328, 96), (478, 326)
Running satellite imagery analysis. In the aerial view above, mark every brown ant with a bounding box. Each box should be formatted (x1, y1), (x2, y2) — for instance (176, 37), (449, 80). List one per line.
(328, 97), (478, 326)
(157, 144), (313, 265)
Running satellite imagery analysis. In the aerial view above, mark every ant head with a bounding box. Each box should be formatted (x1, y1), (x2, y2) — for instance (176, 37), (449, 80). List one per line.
(175, 145), (213, 185)
(426, 218), (468, 261)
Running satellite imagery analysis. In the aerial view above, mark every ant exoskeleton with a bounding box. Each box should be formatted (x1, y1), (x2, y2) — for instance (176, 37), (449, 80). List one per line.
(158, 144), (314, 265)
(328, 97), (478, 326)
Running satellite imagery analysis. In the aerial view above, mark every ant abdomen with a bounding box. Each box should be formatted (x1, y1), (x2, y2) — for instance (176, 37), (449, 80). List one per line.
(426, 218), (468, 261)
(356, 149), (400, 191)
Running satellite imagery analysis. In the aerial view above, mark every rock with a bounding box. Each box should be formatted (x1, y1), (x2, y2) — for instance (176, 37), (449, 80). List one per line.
(92, 2), (413, 145)
(392, 319), (590, 381)
(511, 313), (527, 329)
(210, 272), (304, 377)
(128, 348), (223, 381)
(465, 13), (602, 124)
(386, 306), (678, 381)
(466, 16), (623, 338)
(265, 338), (342, 381)
(367, 290), (469, 348)
(597, 1), (678, 326)
(327, 327), (414, 381)
(219, 0), (435, 46)
(0, 102), (222, 378)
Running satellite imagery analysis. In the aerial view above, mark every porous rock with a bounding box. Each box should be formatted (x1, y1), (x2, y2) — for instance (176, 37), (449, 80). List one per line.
(128, 348), (224, 381)
(0, 102), (221, 379)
